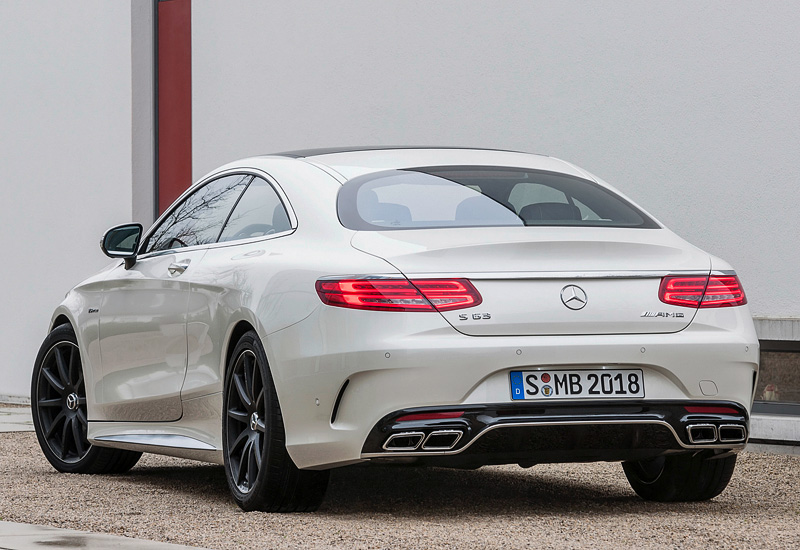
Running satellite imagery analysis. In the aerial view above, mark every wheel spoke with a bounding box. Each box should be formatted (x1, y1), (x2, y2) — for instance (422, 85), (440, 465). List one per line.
(54, 347), (70, 387)
(42, 367), (66, 395)
(247, 440), (258, 487)
(45, 410), (66, 439)
(67, 346), (77, 386)
(38, 397), (62, 408)
(230, 430), (248, 455)
(71, 417), (86, 456)
(60, 417), (71, 459)
(227, 408), (249, 424)
(255, 417), (266, 434)
(76, 409), (88, 427)
(243, 355), (254, 403)
(234, 373), (252, 408)
(235, 441), (250, 486)
(253, 433), (263, 469)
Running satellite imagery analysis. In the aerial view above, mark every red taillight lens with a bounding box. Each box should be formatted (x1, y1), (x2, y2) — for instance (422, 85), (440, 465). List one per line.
(659, 275), (747, 308)
(315, 278), (482, 312)
(684, 406), (740, 414)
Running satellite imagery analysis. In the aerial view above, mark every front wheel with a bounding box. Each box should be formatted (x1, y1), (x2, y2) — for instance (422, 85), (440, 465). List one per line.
(31, 323), (142, 474)
(622, 451), (737, 501)
(223, 330), (329, 512)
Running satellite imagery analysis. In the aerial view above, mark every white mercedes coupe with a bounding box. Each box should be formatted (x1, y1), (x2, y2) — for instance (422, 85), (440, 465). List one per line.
(31, 147), (758, 512)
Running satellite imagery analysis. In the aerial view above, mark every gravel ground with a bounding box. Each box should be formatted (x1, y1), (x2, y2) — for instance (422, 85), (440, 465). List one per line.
(1, 432), (798, 550)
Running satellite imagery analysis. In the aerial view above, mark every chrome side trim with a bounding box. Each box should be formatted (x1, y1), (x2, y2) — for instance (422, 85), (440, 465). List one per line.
(93, 434), (215, 451)
(361, 419), (745, 459)
(398, 270), (712, 281)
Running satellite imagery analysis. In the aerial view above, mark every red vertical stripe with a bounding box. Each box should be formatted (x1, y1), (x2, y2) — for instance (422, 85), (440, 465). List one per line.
(157, 0), (192, 214)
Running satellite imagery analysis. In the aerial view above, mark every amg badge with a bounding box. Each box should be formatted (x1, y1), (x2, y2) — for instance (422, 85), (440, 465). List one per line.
(641, 311), (685, 318)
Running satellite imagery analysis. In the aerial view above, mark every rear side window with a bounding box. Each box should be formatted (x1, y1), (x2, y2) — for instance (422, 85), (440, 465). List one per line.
(218, 177), (292, 242)
(337, 167), (658, 230)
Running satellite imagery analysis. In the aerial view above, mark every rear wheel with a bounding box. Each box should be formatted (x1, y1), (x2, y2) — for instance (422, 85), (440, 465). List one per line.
(31, 323), (142, 474)
(223, 330), (329, 512)
(622, 451), (737, 501)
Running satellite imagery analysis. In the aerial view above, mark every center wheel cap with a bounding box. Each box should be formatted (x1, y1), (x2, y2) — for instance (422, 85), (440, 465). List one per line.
(249, 412), (260, 432)
(66, 393), (79, 411)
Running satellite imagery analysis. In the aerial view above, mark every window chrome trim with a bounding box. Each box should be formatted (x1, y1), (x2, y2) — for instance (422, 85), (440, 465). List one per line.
(137, 167), (298, 260)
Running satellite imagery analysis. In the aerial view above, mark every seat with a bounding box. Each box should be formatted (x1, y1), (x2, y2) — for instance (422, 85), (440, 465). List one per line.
(519, 202), (582, 223)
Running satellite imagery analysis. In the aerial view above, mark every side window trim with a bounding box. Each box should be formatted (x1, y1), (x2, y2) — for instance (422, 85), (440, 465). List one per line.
(137, 169), (298, 258)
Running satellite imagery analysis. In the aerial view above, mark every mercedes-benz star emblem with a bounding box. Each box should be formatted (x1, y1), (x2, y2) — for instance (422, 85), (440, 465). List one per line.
(560, 285), (588, 310)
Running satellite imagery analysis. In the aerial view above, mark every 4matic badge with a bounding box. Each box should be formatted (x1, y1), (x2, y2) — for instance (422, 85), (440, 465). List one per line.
(641, 311), (685, 318)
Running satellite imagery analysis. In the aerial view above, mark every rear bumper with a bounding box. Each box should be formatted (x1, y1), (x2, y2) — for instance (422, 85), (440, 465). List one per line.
(361, 401), (749, 467)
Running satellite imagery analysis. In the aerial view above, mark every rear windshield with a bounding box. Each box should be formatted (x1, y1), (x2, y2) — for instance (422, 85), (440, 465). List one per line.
(337, 166), (659, 230)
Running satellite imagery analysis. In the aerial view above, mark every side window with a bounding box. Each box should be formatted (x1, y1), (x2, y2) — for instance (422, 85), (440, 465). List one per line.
(144, 174), (252, 253)
(218, 177), (292, 242)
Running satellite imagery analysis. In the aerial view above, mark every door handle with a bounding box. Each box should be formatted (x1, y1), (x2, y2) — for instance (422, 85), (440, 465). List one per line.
(167, 261), (190, 276)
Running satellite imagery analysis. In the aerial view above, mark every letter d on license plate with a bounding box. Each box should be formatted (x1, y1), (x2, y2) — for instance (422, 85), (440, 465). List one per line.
(510, 369), (645, 400)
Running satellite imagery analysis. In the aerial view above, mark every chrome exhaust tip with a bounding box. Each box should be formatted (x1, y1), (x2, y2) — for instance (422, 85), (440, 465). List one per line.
(383, 432), (425, 451)
(718, 424), (747, 443)
(421, 430), (463, 451)
(687, 424), (718, 444)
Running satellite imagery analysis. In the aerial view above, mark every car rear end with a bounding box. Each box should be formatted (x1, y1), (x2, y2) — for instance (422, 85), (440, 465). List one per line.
(275, 153), (758, 486)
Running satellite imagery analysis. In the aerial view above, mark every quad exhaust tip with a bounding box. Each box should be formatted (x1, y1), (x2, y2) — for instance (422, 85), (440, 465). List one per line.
(422, 430), (463, 450)
(383, 432), (425, 451)
(687, 424), (718, 444)
(686, 423), (747, 444)
(383, 429), (464, 452)
(718, 424), (747, 443)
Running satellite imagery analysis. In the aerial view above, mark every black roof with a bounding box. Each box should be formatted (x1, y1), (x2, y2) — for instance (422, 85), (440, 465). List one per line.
(268, 145), (528, 159)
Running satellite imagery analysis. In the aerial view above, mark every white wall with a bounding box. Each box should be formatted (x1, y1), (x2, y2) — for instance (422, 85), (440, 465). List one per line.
(192, 1), (800, 321)
(0, 1), (134, 398)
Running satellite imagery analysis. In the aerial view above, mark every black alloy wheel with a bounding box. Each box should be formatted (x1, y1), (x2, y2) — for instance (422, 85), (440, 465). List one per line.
(31, 324), (142, 474)
(35, 338), (89, 463)
(225, 348), (267, 494)
(223, 330), (329, 512)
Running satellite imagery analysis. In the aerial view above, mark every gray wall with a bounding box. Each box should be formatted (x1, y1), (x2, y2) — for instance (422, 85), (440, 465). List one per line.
(0, 1), (135, 398)
(193, 1), (800, 321)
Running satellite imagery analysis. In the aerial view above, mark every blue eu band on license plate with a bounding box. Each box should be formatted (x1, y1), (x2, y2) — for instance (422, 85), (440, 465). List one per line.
(510, 369), (645, 400)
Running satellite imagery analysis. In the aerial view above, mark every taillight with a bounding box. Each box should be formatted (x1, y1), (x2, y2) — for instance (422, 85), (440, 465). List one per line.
(315, 278), (482, 312)
(659, 275), (747, 308)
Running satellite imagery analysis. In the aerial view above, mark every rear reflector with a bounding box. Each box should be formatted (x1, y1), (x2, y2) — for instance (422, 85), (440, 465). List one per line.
(315, 279), (481, 312)
(396, 411), (465, 422)
(684, 406), (741, 415)
(659, 275), (747, 308)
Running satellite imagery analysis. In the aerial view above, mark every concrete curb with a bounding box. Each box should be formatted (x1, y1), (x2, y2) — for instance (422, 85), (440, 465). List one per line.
(0, 521), (206, 549)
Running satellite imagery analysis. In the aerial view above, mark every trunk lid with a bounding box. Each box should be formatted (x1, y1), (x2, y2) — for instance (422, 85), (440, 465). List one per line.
(351, 227), (710, 335)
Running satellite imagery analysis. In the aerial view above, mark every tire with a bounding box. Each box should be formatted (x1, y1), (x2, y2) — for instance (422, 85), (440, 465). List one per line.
(222, 330), (329, 512)
(622, 451), (737, 502)
(31, 323), (142, 474)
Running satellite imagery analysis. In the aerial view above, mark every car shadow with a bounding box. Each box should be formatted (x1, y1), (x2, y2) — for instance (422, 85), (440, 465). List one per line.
(115, 459), (737, 518)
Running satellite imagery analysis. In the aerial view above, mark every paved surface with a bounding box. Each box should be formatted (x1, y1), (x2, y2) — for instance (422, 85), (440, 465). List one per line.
(0, 408), (33, 433)
(0, 521), (201, 550)
(1, 428), (799, 550)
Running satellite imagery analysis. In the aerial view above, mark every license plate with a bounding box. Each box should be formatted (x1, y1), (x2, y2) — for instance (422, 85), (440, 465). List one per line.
(510, 369), (645, 400)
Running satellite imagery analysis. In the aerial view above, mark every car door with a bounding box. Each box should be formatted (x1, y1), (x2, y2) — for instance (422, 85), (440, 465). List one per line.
(95, 174), (252, 421)
(182, 175), (296, 400)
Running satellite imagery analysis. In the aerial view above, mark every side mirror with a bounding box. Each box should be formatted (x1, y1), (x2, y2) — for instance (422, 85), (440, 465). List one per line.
(101, 223), (143, 269)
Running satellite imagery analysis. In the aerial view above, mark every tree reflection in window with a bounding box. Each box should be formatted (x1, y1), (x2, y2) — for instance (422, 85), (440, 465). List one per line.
(145, 174), (252, 253)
